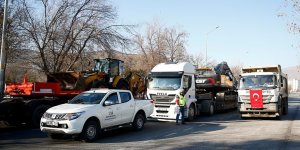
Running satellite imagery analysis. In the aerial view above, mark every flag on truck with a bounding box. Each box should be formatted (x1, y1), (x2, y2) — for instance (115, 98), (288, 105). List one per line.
(250, 89), (263, 108)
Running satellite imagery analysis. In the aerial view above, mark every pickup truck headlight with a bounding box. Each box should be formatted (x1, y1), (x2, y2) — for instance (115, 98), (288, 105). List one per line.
(62, 111), (85, 120)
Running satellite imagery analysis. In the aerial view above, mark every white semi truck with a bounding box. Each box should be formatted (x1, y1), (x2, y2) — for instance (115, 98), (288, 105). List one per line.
(238, 65), (288, 119)
(147, 62), (199, 121)
(147, 62), (238, 121)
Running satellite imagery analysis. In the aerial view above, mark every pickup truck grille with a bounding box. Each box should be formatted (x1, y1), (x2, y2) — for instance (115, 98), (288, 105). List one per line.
(240, 95), (274, 104)
(43, 113), (66, 120)
(150, 94), (176, 104)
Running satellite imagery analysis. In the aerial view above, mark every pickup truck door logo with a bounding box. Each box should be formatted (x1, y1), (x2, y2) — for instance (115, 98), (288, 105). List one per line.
(105, 108), (116, 120)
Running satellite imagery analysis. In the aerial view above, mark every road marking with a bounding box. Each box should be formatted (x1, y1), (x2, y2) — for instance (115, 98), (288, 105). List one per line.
(165, 133), (176, 137)
(198, 124), (205, 127)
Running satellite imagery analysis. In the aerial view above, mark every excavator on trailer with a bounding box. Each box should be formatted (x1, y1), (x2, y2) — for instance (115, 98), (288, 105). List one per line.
(195, 61), (238, 115)
(1, 58), (146, 127)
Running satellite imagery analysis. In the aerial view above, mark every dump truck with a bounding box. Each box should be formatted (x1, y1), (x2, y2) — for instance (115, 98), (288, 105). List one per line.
(237, 65), (288, 119)
(0, 58), (146, 127)
(146, 61), (237, 121)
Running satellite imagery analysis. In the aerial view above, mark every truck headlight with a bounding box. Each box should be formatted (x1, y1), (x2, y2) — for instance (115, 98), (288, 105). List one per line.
(62, 111), (85, 120)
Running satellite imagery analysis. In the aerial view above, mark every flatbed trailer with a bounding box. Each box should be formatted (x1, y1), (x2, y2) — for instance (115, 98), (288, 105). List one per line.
(0, 79), (83, 127)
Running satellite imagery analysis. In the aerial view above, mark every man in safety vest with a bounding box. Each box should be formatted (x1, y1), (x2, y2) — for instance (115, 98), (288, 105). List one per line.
(176, 91), (187, 125)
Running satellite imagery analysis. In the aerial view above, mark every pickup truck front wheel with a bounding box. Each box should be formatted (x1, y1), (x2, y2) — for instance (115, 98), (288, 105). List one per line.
(81, 120), (100, 142)
(132, 113), (145, 131)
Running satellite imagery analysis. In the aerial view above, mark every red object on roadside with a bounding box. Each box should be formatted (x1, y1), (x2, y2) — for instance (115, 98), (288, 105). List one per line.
(250, 89), (263, 108)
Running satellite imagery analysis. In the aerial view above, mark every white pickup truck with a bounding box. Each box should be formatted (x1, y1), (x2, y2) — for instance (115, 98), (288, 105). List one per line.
(40, 89), (154, 142)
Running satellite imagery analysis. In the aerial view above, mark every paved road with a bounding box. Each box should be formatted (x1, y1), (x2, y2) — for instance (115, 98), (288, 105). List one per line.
(1, 95), (300, 150)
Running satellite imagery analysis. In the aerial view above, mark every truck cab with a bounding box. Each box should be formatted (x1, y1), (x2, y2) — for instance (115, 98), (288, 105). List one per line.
(147, 62), (198, 121)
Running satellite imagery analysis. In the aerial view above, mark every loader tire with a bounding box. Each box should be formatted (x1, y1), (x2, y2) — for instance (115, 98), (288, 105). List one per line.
(92, 81), (108, 89)
(116, 80), (129, 90)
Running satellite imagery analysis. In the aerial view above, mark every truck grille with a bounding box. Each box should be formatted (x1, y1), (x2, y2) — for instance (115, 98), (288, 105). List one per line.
(240, 95), (274, 103)
(150, 94), (176, 104)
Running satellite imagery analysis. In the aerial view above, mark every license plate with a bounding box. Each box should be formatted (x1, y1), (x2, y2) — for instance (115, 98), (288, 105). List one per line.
(46, 120), (58, 126)
(156, 108), (168, 111)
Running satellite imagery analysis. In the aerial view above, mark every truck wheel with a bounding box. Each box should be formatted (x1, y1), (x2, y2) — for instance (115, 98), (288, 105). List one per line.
(276, 104), (283, 120)
(32, 105), (51, 128)
(208, 103), (215, 116)
(187, 105), (195, 121)
(283, 99), (288, 115)
(132, 113), (145, 131)
(80, 120), (100, 142)
(48, 133), (64, 139)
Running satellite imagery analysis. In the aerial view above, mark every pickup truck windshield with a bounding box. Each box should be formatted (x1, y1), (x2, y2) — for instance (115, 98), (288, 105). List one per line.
(239, 75), (277, 90)
(68, 93), (106, 104)
(148, 77), (181, 90)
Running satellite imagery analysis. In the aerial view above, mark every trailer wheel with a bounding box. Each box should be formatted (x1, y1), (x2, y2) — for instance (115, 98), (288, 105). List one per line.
(80, 120), (100, 142)
(187, 105), (195, 121)
(132, 113), (145, 131)
(31, 105), (51, 127)
(208, 103), (215, 116)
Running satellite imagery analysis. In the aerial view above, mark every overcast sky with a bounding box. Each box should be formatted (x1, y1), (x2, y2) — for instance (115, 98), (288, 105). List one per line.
(112, 0), (300, 68)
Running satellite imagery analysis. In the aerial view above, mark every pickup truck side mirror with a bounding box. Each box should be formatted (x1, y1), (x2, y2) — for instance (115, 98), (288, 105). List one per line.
(104, 100), (114, 106)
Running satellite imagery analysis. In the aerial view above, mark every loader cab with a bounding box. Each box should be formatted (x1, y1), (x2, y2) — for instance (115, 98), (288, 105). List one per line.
(93, 58), (124, 77)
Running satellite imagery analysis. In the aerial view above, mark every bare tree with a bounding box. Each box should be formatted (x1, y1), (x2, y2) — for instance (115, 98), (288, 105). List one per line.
(187, 53), (216, 68)
(133, 22), (188, 72)
(165, 27), (188, 62)
(230, 63), (243, 80)
(14, 0), (131, 74)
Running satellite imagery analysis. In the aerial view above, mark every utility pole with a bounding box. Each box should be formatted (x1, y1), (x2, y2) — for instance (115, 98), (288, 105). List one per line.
(205, 26), (220, 67)
(0, 0), (8, 99)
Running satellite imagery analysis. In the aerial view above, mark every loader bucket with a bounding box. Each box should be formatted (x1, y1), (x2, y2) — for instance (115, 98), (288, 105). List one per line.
(47, 72), (80, 90)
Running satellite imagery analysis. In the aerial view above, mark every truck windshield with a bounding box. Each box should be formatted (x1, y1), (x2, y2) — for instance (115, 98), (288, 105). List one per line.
(239, 75), (277, 90)
(148, 77), (181, 90)
(68, 93), (106, 104)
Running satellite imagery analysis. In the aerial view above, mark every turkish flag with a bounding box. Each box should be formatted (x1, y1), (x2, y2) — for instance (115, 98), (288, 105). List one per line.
(250, 89), (263, 108)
